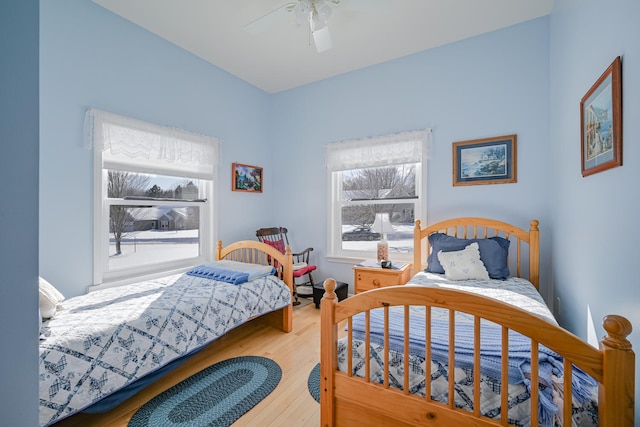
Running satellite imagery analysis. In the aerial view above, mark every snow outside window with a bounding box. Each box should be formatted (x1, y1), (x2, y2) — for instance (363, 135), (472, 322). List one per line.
(86, 108), (220, 289)
(326, 130), (428, 262)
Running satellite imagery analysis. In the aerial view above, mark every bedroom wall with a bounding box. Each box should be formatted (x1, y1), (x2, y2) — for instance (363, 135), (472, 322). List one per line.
(270, 17), (553, 300)
(26, 1), (640, 422)
(548, 0), (640, 417)
(0, 1), (40, 424)
(39, 0), (276, 298)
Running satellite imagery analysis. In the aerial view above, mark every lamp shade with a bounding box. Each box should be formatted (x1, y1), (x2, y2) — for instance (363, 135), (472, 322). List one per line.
(371, 213), (393, 235)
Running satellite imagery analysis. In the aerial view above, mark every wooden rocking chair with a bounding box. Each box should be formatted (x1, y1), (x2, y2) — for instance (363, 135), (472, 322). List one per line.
(256, 227), (316, 305)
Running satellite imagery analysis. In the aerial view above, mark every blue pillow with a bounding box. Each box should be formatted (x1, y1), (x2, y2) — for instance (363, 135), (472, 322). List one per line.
(425, 233), (511, 279)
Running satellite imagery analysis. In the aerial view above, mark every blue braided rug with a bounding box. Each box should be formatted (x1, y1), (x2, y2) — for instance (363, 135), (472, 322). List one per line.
(307, 363), (320, 403)
(128, 356), (281, 427)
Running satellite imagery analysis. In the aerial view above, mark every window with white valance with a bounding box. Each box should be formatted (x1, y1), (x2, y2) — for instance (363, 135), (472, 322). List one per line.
(326, 130), (427, 171)
(86, 108), (221, 289)
(326, 130), (429, 261)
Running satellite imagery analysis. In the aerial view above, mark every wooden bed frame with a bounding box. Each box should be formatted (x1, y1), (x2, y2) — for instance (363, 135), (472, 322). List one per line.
(216, 239), (294, 332)
(320, 218), (634, 426)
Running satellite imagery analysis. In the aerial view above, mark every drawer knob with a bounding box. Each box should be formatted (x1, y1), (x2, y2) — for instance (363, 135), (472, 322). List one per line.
(373, 279), (380, 286)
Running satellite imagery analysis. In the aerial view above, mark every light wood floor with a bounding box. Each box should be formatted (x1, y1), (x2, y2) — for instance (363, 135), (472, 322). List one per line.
(53, 299), (322, 427)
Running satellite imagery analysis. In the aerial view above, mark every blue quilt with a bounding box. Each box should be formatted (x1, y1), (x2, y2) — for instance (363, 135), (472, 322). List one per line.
(38, 271), (290, 427)
(345, 273), (598, 426)
(352, 309), (596, 424)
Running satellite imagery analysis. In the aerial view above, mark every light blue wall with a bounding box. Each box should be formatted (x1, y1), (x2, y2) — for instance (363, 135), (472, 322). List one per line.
(30, 0), (639, 423)
(271, 18), (552, 298)
(40, 0), (276, 298)
(549, 0), (640, 418)
(0, 1), (40, 424)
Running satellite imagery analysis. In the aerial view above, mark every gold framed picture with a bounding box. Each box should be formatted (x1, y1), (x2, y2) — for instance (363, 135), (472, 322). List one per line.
(580, 56), (622, 177)
(232, 163), (263, 193)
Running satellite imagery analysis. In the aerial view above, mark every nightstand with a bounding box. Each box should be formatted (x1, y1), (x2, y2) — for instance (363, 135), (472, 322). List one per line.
(353, 262), (412, 294)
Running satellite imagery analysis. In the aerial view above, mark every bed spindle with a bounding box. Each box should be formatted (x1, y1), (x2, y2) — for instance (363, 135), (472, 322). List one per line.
(347, 317), (353, 377)
(473, 316), (481, 418)
(383, 305), (390, 388)
(530, 342), (540, 426)
(448, 309), (456, 409)
(564, 359), (573, 425)
(501, 326), (509, 426)
(425, 306), (432, 402)
(403, 305), (409, 393)
(365, 310), (371, 383)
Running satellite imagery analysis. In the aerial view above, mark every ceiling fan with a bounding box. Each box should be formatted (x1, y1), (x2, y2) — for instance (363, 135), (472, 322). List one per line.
(243, 0), (341, 53)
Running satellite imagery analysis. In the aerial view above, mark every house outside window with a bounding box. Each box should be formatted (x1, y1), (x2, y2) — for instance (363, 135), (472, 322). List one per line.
(326, 130), (428, 262)
(86, 109), (220, 289)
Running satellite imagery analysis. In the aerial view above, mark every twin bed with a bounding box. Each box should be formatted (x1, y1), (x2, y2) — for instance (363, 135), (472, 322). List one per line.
(39, 240), (294, 427)
(40, 217), (635, 427)
(320, 218), (635, 426)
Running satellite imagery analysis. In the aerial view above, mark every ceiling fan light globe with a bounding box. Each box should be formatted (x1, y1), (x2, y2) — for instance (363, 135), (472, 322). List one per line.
(311, 12), (328, 31)
(316, 4), (332, 21)
(312, 25), (332, 52)
(294, 2), (311, 22)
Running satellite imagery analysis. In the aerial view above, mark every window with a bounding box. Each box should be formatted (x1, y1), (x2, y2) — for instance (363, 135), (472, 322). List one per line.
(326, 130), (428, 262)
(86, 109), (220, 288)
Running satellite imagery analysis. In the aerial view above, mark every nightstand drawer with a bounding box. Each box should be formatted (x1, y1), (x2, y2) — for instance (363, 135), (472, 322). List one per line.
(353, 263), (412, 294)
(356, 271), (402, 291)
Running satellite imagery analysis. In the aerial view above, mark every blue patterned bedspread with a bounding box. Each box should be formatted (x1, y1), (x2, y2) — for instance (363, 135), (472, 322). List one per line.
(340, 273), (599, 427)
(39, 272), (291, 426)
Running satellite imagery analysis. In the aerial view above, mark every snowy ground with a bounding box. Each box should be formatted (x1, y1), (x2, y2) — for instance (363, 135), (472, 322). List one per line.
(109, 224), (415, 269)
(341, 223), (414, 254)
(108, 229), (199, 270)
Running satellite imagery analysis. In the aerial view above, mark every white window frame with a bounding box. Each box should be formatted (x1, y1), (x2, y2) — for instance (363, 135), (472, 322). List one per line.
(326, 130), (429, 263)
(86, 109), (220, 289)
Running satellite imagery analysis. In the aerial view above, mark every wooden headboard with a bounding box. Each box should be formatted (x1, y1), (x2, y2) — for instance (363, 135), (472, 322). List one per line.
(413, 217), (540, 289)
(215, 239), (294, 332)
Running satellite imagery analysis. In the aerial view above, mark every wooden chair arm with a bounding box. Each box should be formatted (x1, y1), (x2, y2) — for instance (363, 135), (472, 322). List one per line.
(292, 247), (314, 263)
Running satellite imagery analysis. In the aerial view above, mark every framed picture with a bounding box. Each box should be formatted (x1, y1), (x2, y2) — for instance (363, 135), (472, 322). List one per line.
(232, 162), (263, 193)
(580, 56), (622, 177)
(452, 134), (517, 186)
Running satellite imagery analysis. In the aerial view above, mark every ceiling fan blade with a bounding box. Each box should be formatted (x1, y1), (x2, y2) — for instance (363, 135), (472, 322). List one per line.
(243, 2), (297, 35)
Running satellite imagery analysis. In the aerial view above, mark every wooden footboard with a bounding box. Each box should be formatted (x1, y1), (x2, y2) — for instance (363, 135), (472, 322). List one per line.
(216, 240), (294, 332)
(320, 279), (634, 427)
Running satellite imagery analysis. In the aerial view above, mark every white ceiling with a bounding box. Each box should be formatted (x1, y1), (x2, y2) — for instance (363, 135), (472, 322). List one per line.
(92, 0), (554, 94)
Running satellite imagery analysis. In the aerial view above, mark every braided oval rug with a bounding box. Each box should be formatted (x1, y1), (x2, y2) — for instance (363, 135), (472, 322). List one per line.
(129, 355), (281, 427)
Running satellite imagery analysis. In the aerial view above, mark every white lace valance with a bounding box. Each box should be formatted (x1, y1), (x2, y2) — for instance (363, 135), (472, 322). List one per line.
(325, 129), (430, 171)
(84, 108), (221, 180)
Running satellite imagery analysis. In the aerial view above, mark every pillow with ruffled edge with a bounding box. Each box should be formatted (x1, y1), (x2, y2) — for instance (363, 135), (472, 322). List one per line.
(39, 276), (65, 319)
(426, 233), (510, 279)
(437, 242), (490, 281)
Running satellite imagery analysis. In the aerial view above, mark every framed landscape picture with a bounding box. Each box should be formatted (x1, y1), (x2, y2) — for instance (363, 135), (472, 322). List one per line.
(580, 56), (622, 177)
(232, 162), (263, 193)
(452, 134), (517, 186)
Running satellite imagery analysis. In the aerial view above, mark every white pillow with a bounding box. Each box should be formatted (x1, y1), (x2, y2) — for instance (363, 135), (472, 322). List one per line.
(437, 242), (490, 281)
(39, 276), (65, 319)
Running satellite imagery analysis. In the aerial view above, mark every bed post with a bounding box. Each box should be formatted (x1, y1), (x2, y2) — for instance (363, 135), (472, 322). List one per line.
(320, 278), (338, 427)
(528, 220), (540, 290)
(599, 314), (634, 426)
(414, 219), (423, 273)
(281, 246), (293, 332)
